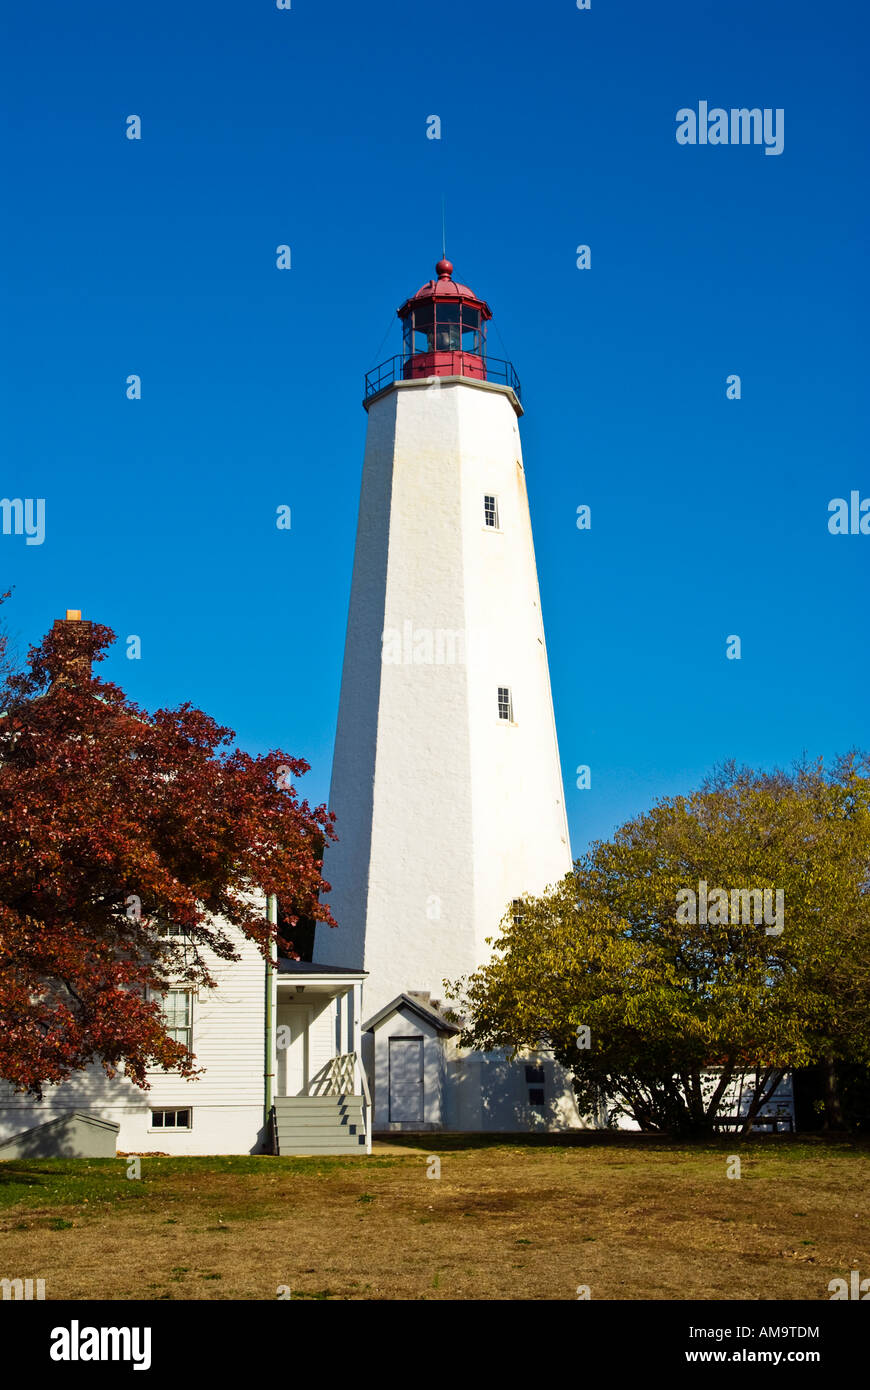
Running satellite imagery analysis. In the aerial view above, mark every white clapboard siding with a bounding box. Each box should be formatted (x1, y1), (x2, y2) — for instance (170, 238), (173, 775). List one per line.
(0, 920), (268, 1155)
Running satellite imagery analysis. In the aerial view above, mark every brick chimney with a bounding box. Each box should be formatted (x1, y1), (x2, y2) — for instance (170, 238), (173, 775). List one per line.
(49, 610), (94, 688)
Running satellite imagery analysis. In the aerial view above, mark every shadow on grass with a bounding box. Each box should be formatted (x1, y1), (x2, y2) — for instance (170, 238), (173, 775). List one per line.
(0, 1165), (53, 1188)
(372, 1130), (869, 1156)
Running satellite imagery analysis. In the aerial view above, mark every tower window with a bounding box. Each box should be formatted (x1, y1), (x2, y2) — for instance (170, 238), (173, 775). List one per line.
(498, 687), (513, 721)
(484, 495), (499, 529)
(526, 1063), (545, 1108)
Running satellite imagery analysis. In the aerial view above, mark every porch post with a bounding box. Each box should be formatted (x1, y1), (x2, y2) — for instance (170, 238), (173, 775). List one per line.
(352, 980), (371, 1153)
(352, 980), (362, 1060)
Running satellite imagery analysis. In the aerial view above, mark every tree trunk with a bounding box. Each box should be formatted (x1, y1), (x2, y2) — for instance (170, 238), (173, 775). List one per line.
(821, 1054), (847, 1131)
(740, 1068), (784, 1135)
(705, 1062), (735, 1128)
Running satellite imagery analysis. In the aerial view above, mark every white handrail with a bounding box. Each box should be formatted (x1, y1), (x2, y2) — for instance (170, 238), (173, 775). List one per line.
(354, 1053), (372, 1108)
(315, 1051), (372, 1153)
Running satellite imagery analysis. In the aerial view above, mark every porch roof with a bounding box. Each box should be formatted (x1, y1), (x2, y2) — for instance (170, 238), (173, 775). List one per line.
(276, 958), (367, 986)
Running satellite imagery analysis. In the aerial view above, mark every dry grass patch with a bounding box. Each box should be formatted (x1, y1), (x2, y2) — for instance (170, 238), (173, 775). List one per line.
(0, 1136), (866, 1300)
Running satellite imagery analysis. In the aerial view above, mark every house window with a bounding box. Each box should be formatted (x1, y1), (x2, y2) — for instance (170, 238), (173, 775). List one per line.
(525, 1066), (544, 1084)
(498, 687), (513, 721)
(484, 495), (499, 529)
(157, 922), (188, 939)
(528, 1088), (545, 1107)
(512, 899), (525, 925)
(153, 921), (195, 972)
(150, 1109), (192, 1130)
(159, 990), (192, 1050)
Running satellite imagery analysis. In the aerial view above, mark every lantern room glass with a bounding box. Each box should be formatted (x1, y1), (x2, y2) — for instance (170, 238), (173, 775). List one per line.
(412, 302), (434, 353)
(435, 304), (461, 351)
(403, 301), (485, 361)
(461, 305), (481, 354)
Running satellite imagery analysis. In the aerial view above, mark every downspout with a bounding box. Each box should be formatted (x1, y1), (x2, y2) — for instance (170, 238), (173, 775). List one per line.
(264, 893), (277, 1148)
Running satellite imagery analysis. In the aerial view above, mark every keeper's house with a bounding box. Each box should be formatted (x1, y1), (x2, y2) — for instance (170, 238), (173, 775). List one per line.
(0, 918), (373, 1158)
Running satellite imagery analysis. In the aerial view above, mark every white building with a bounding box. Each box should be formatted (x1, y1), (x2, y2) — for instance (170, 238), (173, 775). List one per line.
(314, 258), (581, 1132)
(0, 909), (371, 1157)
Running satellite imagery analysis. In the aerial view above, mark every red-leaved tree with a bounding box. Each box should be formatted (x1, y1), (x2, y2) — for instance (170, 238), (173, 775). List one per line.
(0, 611), (335, 1096)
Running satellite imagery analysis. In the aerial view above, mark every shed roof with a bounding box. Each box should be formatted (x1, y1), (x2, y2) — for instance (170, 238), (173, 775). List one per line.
(363, 992), (461, 1035)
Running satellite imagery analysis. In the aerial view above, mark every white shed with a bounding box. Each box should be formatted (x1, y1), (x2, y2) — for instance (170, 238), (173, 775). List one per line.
(363, 993), (459, 1132)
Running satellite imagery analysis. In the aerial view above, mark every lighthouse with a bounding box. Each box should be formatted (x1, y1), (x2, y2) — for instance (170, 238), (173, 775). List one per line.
(316, 258), (577, 1131)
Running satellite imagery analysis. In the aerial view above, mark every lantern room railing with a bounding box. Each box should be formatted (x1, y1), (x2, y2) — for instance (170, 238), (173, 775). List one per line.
(364, 354), (521, 405)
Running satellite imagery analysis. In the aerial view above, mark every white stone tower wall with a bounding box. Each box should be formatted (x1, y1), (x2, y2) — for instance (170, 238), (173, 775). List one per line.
(455, 384), (572, 964)
(316, 393), (399, 976)
(317, 376), (571, 1019)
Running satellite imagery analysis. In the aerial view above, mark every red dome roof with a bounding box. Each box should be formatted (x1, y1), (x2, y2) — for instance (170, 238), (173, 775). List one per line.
(398, 259), (492, 318)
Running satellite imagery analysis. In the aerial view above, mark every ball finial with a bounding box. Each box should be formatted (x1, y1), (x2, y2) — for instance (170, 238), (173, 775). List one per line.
(436, 258), (453, 279)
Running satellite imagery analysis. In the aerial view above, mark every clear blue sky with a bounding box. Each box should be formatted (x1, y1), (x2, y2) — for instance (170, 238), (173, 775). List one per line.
(1, 0), (867, 856)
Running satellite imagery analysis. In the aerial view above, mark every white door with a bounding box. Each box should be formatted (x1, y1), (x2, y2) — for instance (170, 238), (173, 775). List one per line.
(276, 1003), (312, 1096)
(389, 1037), (424, 1122)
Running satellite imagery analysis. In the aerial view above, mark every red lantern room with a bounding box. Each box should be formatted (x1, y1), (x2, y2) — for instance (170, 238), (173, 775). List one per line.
(364, 258), (521, 406)
(398, 259), (491, 383)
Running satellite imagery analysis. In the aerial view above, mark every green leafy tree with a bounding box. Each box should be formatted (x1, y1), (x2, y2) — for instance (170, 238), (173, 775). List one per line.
(449, 757), (870, 1134)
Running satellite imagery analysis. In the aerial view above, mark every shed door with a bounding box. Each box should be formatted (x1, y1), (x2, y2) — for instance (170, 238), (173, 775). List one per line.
(389, 1037), (424, 1122)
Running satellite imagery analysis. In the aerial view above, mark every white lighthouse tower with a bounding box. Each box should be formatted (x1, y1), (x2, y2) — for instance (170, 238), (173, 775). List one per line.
(316, 258), (577, 1131)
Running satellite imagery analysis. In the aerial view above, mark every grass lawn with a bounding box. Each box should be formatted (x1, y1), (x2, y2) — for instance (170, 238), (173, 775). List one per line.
(0, 1134), (867, 1300)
